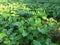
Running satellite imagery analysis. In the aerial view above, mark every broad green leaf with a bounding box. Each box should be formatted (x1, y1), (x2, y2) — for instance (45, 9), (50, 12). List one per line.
(33, 40), (41, 45)
(0, 33), (6, 40)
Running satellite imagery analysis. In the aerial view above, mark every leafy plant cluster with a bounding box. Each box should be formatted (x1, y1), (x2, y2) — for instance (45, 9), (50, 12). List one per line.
(0, 0), (60, 45)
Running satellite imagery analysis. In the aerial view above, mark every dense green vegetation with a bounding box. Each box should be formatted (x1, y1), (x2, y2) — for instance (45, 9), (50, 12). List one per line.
(0, 0), (60, 45)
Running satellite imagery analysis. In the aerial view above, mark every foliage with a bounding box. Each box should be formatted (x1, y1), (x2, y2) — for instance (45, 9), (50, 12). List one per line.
(0, 0), (60, 45)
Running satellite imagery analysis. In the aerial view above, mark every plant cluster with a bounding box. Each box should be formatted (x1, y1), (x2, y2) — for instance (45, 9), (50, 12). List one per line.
(0, 0), (60, 45)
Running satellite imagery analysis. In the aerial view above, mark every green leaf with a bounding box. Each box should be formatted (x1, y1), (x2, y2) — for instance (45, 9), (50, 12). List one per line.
(0, 33), (6, 40)
(21, 30), (28, 37)
(45, 38), (51, 45)
(38, 25), (48, 34)
(4, 38), (10, 44)
(33, 40), (41, 45)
